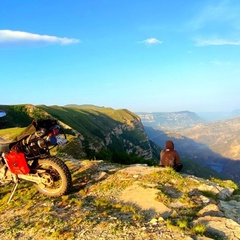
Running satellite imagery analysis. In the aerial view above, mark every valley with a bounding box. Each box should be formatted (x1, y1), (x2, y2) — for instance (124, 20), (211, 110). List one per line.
(138, 111), (240, 184)
(0, 104), (239, 185)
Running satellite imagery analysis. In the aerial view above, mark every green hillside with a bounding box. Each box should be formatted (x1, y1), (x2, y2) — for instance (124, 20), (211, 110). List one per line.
(0, 104), (225, 181)
(180, 157), (225, 180)
(0, 104), (156, 165)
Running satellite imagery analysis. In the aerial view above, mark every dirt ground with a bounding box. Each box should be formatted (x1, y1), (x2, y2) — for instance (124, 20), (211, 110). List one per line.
(117, 165), (171, 218)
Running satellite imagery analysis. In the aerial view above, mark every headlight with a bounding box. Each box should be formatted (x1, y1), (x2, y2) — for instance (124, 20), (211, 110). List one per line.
(46, 135), (57, 146)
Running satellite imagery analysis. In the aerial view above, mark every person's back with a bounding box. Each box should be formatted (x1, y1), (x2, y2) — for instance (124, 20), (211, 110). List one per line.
(160, 140), (182, 171)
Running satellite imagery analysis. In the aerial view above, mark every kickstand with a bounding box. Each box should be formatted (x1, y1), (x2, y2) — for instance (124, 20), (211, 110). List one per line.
(7, 182), (19, 204)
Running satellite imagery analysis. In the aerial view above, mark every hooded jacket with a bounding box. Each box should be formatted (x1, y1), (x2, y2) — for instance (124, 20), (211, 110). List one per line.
(159, 140), (181, 167)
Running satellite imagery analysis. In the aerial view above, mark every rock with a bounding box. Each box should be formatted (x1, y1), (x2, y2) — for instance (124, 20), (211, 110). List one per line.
(199, 195), (211, 204)
(119, 165), (162, 176)
(232, 195), (240, 201)
(219, 200), (240, 224)
(1, 159), (239, 240)
(92, 171), (108, 181)
(169, 201), (185, 209)
(118, 182), (172, 219)
(218, 187), (235, 200)
(194, 216), (240, 240)
(195, 237), (216, 240)
(198, 204), (225, 217)
(197, 181), (234, 200)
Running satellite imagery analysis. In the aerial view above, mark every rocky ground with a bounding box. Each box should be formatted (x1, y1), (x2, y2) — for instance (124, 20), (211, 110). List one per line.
(0, 158), (240, 240)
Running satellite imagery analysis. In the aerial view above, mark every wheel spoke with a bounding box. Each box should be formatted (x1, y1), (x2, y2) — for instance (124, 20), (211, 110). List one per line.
(33, 157), (72, 197)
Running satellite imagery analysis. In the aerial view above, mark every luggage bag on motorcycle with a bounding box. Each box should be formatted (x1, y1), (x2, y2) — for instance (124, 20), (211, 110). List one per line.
(4, 151), (30, 174)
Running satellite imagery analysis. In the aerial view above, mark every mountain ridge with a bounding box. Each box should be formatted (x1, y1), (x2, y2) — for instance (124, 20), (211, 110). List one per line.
(138, 111), (240, 184)
(0, 104), (238, 183)
(1, 104), (240, 240)
(137, 111), (206, 131)
(0, 104), (157, 164)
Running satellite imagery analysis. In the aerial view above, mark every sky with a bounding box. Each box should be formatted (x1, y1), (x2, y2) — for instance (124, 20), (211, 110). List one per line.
(0, 0), (240, 113)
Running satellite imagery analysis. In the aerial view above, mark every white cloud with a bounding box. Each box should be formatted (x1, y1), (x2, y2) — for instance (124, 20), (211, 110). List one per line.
(195, 37), (240, 46)
(189, 1), (240, 31)
(0, 30), (79, 45)
(140, 38), (162, 45)
(210, 60), (232, 66)
(189, 1), (240, 47)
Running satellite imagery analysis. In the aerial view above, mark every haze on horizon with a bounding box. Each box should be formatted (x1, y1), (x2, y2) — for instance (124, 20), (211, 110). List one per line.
(0, 0), (239, 113)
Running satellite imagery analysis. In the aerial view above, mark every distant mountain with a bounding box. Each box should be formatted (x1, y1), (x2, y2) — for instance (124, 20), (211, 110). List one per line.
(140, 111), (240, 185)
(179, 117), (240, 183)
(137, 111), (205, 131)
(197, 110), (240, 122)
(180, 117), (240, 160)
(231, 109), (240, 118)
(0, 104), (232, 182)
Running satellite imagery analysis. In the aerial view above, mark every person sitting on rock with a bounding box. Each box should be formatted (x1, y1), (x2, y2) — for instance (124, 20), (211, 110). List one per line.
(159, 140), (183, 172)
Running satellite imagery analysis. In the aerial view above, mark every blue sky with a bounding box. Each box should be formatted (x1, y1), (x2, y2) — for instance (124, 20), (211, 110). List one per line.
(0, 0), (240, 113)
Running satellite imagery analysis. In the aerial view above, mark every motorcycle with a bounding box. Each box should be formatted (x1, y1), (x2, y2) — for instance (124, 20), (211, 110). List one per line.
(0, 117), (72, 203)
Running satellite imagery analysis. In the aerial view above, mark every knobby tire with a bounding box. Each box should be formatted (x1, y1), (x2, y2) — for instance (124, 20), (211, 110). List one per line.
(34, 157), (72, 197)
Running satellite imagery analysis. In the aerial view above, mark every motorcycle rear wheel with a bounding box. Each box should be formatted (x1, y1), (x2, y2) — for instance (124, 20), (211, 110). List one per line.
(34, 157), (72, 197)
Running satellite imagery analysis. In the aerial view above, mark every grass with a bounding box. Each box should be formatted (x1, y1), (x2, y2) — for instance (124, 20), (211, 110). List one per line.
(0, 127), (25, 140)
(1, 104), (156, 164)
(1, 104), (239, 239)
(61, 194), (83, 207)
(156, 190), (171, 205)
(139, 166), (236, 238)
(210, 177), (239, 190)
(89, 171), (135, 196)
(0, 159), (238, 239)
(176, 216), (189, 230)
(200, 190), (218, 200)
(192, 223), (207, 235)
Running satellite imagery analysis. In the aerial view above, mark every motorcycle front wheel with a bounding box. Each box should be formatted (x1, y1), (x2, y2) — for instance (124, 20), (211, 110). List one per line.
(34, 157), (72, 197)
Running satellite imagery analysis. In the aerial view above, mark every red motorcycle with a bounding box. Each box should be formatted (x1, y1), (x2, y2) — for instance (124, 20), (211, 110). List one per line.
(0, 118), (72, 203)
